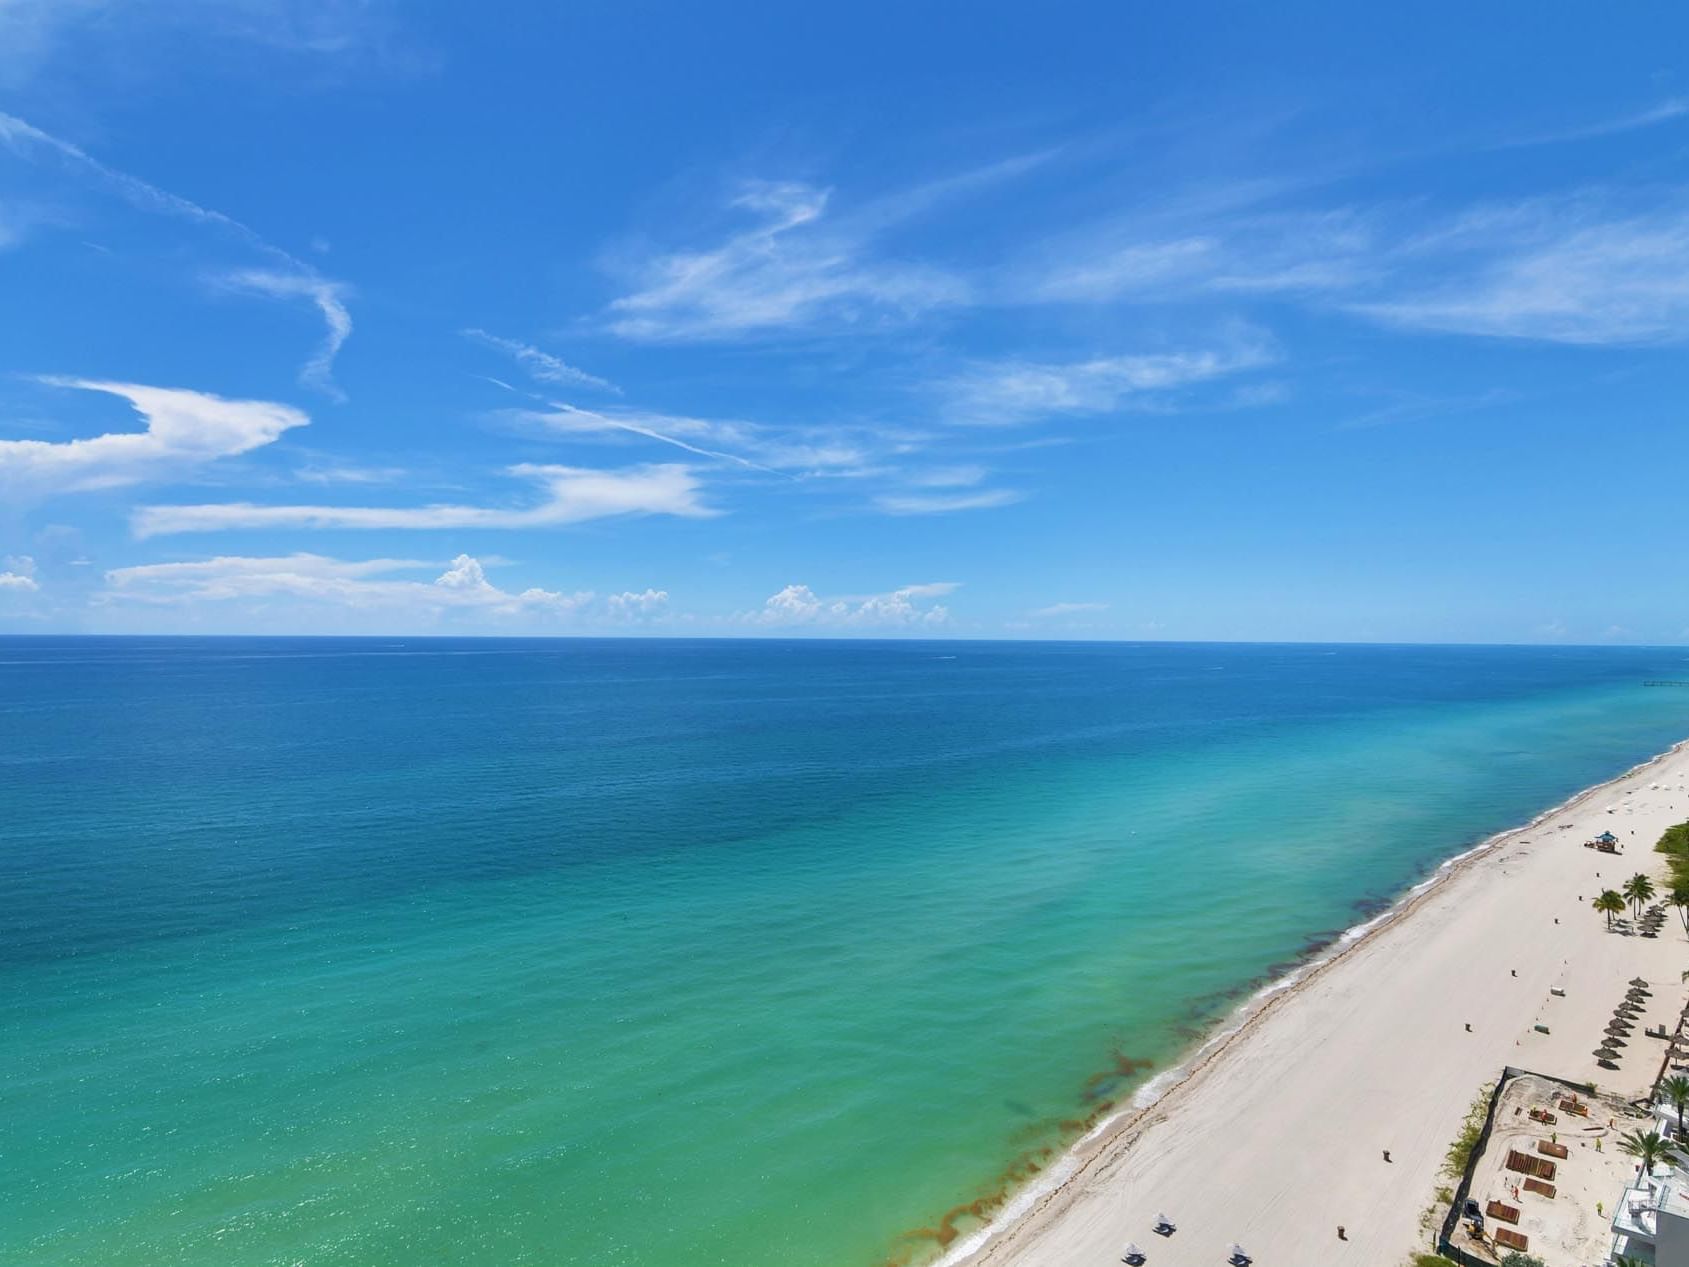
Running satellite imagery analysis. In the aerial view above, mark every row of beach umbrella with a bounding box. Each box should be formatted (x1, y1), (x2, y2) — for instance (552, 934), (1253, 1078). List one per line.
(1597, 979), (1652, 1064)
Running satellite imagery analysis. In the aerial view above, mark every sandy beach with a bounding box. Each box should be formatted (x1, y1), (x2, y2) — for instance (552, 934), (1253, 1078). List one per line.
(952, 741), (1689, 1267)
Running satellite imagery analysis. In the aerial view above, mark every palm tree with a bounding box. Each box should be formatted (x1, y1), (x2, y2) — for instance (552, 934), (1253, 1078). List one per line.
(1672, 880), (1689, 934)
(1625, 872), (1657, 920)
(1661, 1075), (1689, 1140)
(1619, 1128), (1673, 1175)
(1595, 889), (1627, 930)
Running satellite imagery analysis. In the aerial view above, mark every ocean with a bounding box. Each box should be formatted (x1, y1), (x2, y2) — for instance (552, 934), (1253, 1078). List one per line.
(5, 636), (1689, 1267)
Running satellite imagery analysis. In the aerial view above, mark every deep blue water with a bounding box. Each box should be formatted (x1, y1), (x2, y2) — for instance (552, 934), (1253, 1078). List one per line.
(5, 637), (1689, 1266)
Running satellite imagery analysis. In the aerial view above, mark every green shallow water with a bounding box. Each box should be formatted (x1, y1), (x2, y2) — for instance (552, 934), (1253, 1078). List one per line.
(5, 638), (1689, 1266)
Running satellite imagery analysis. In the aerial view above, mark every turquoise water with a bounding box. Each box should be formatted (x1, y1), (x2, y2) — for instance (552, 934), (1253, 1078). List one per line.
(6, 638), (1689, 1267)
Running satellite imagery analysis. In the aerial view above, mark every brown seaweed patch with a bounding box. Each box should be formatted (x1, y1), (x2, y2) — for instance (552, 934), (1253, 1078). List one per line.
(1079, 1049), (1154, 1102)
(883, 1055), (1148, 1264)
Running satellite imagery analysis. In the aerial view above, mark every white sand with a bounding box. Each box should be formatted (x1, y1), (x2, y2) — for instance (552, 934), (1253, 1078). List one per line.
(951, 742), (1689, 1267)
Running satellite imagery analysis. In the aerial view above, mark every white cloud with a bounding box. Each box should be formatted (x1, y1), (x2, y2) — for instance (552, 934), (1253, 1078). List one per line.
(0, 379), (307, 500)
(463, 328), (617, 392)
(0, 559), (39, 590)
(102, 552), (592, 616)
(904, 465), (987, 488)
(133, 462), (715, 536)
(1498, 98), (1689, 148)
(943, 341), (1273, 426)
(604, 179), (967, 340)
(1031, 601), (1108, 618)
(873, 488), (1023, 515)
(1025, 210), (1376, 305)
(0, 111), (357, 391)
(524, 404), (776, 471)
(746, 580), (958, 628)
(516, 403), (907, 477)
(0, 109), (274, 248)
(607, 588), (669, 620)
(0, 3), (404, 87)
(224, 270), (354, 399)
(1355, 202), (1689, 346)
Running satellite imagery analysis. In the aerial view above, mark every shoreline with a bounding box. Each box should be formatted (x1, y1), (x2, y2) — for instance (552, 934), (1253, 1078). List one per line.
(941, 736), (1689, 1267)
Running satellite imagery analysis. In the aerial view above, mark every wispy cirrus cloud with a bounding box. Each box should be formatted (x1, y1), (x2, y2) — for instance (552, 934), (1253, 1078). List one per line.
(0, 111), (354, 385)
(133, 462), (715, 537)
(872, 488), (1023, 515)
(942, 338), (1274, 426)
(744, 580), (958, 628)
(0, 1), (409, 86)
(603, 179), (968, 341)
(0, 109), (274, 247)
(462, 328), (618, 392)
(223, 269), (354, 399)
(1494, 97), (1689, 149)
(0, 379), (307, 501)
(1355, 198), (1689, 345)
(511, 401), (918, 478)
(1024, 178), (1689, 349)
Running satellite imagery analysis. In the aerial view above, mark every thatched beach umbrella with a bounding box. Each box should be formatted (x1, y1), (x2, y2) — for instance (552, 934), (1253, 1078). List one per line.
(1607, 1036), (1629, 1048)
(1609, 1024), (1634, 1035)
(1596, 1046), (1620, 1060)
(1633, 978), (1651, 987)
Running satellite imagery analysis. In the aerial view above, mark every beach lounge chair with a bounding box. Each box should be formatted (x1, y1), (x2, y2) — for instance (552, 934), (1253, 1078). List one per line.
(1486, 1199), (1521, 1224)
(1494, 1228), (1530, 1253)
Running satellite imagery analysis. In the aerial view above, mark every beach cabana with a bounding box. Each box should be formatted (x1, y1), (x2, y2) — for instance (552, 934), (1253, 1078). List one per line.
(1122, 1243), (1146, 1265)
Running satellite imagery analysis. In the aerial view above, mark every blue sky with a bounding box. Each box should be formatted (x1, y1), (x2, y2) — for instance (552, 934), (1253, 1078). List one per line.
(2, 2), (1688, 641)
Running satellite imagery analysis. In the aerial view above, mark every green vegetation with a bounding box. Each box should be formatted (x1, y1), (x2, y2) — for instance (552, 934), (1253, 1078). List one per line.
(1672, 880), (1689, 934)
(1660, 1075), (1689, 1132)
(1624, 872), (1657, 919)
(1443, 1082), (1494, 1179)
(1656, 820), (1689, 887)
(1410, 1256), (1459, 1267)
(1499, 1254), (1547, 1267)
(1618, 1128), (1676, 1173)
(1593, 889), (1626, 929)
